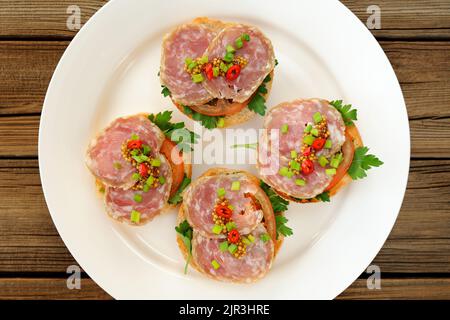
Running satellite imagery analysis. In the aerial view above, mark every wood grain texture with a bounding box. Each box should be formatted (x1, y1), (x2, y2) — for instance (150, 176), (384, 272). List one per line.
(0, 278), (112, 300)
(0, 0), (107, 38)
(342, 0), (450, 39)
(0, 1), (449, 39)
(0, 41), (66, 115)
(338, 278), (450, 299)
(0, 159), (448, 273)
(1, 277), (449, 300)
(0, 41), (449, 157)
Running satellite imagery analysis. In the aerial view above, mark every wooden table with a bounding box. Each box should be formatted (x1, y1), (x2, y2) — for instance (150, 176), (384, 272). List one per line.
(0, 0), (449, 300)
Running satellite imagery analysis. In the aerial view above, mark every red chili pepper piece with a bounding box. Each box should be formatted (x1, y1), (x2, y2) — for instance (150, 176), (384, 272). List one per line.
(138, 163), (149, 177)
(312, 138), (326, 151)
(215, 205), (232, 219)
(301, 159), (314, 175)
(303, 146), (313, 156)
(226, 64), (241, 81)
(127, 140), (143, 150)
(204, 63), (214, 80)
(228, 229), (240, 244)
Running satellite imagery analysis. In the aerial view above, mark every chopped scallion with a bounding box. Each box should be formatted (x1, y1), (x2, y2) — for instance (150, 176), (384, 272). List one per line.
(304, 124), (312, 133)
(260, 233), (270, 243)
(290, 160), (301, 171)
(226, 45), (235, 53)
(211, 259), (220, 270)
(313, 112), (323, 124)
(213, 67), (219, 77)
(291, 150), (298, 159)
(228, 244), (237, 254)
(192, 73), (204, 83)
(231, 181), (240, 191)
(311, 128), (319, 137)
(132, 173), (141, 181)
(295, 179), (306, 186)
(159, 176), (166, 185)
(281, 124), (289, 134)
(219, 241), (229, 252)
(151, 158), (161, 167)
(217, 187), (226, 197)
(303, 135), (315, 145)
(223, 52), (234, 62)
(235, 37), (243, 49)
(146, 175), (154, 186)
(326, 168), (337, 176)
(134, 193), (142, 203)
(319, 156), (329, 167)
(212, 224), (223, 235)
(217, 117), (225, 128)
(130, 210), (141, 224)
(226, 221), (236, 231)
(188, 61), (197, 70)
(279, 167), (290, 177)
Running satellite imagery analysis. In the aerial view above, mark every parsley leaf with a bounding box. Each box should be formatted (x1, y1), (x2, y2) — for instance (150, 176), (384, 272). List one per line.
(168, 175), (191, 205)
(260, 181), (289, 213)
(148, 111), (198, 152)
(275, 214), (293, 239)
(329, 100), (358, 126)
(161, 85), (171, 97)
(315, 191), (330, 202)
(183, 105), (220, 130)
(348, 147), (383, 180)
(175, 220), (193, 274)
(248, 74), (271, 116)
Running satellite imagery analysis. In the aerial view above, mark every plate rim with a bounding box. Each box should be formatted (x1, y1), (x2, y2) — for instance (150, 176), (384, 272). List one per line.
(39, 0), (410, 300)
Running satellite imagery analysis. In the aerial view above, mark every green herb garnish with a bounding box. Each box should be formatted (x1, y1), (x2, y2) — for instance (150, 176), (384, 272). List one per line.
(175, 220), (193, 274)
(247, 74), (271, 116)
(260, 181), (289, 213)
(315, 191), (330, 202)
(161, 85), (171, 97)
(168, 175), (191, 205)
(148, 111), (198, 152)
(348, 147), (383, 180)
(329, 100), (358, 126)
(183, 105), (220, 130)
(275, 214), (293, 239)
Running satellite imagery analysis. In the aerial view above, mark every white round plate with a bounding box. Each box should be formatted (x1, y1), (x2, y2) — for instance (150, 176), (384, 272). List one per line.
(39, 0), (409, 299)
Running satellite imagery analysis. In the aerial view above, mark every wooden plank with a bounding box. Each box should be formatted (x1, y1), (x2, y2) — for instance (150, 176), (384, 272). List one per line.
(342, 0), (450, 39)
(0, 41), (67, 115)
(0, 116), (39, 157)
(0, 0), (107, 38)
(1, 277), (449, 300)
(0, 159), (448, 273)
(0, 278), (111, 300)
(339, 277), (450, 299)
(381, 42), (450, 120)
(0, 1), (449, 39)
